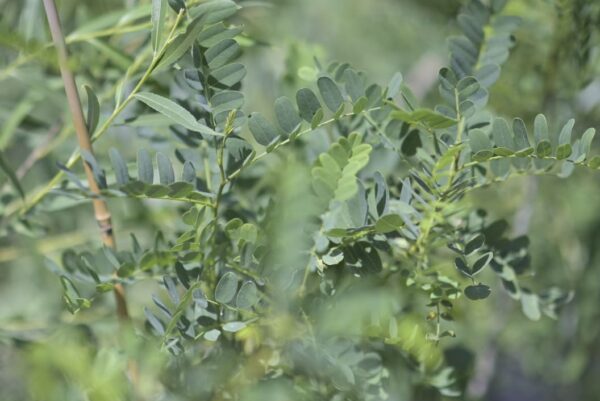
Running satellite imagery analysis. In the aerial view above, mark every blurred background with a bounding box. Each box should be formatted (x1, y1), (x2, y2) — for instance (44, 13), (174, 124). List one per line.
(0, 0), (599, 400)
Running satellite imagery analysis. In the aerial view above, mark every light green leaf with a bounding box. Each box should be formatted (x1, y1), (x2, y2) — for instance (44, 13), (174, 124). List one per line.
(374, 214), (404, 233)
(390, 108), (457, 130)
(156, 16), (205, 69)
(135, 92), (221, 136)
(236, 281), (259, 309)
(151, 0), (168, 53)
(521, 292), (541, 321)
(215, 271), (238, 303)
(222, 321), (246, 332)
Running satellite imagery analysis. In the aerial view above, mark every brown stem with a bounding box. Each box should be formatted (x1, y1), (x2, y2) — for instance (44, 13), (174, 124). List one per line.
(41, 0), (129, 321)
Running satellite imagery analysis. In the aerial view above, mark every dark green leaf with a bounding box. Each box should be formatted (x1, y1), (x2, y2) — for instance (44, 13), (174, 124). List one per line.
(317, 76), (344, 112)
(144, 307), (165, 334)
(84, 85), (100, 135)
(471, 252), (492, 275)
(296, 88), (321, 122)
(205, 38), (241, 69)
(248, 112), (278, 146)
(274, 96), (301, 134)
(182, 161), (196, 182)
(137, 149), (154, 184)
(157, 152), (175, 184)
(464, 234), (484, 255)
(109, 148), (129, 185)
(210, 63), (246, 87)
(0, 151), (24, 199)
(464, 284), (491, 300)
(210, 90), (244, 114)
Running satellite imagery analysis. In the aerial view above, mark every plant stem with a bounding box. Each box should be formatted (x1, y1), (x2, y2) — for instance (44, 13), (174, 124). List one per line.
(42, 0), (130, 320)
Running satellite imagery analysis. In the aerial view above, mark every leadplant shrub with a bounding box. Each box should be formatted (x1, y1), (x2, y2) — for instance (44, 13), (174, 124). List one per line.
(1, 0), (598, 399)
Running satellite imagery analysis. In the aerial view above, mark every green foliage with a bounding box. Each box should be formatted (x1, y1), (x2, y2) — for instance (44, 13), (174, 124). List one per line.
(0, 0), (599, 400)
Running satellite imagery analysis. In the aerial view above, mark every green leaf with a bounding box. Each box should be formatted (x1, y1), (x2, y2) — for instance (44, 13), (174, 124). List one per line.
(210, 63), (246, 87)
(137, 149), (154, 184)
(210, 90), (244, 114)
(464, 284), (491, 300)
(0, 151), (24, 199)
(536, 140), (552, 158)
(580, 128), (596, 160)
(455, 257), (470, 277)
(205, 38), (241, 69)
(512, 118), (531, 150)
(274, 96), (302, 134)
(156, 15), (205, 69)
(135, 92), (221, 136)
(182, 161), (196, 182)
(556, 144), (572, 160)
(521, 292), (541, 321)
(471, 252), (492, 275)
(317, 76), (344, 112)
(311, 133), (372, 202)
(222, 321), (246, 332)
(189, 0), (239, 23)
(109, 148), (129, 185)
(457, 76), (480, 100)
(469, 129), (492, 153)
(533, 114), (549, 144)
(204, 329), (221, 341)
(374, 214), (404, 233)
(390, 108), (457, 129)
(464, 234), (484, 255)
(236, 281), (259, 309)
(144, 307), (165, 335)
(588, 156), (600, 169)
(248, 112), (279, 146)
(558, 119), (575, 146)
(197, 23), (242, 47)
(215, 271), (238, 303)
(167, 0), (185, 12)
(296, 88), (322, 122)
(474, 64), (500, 88)
(311, 108), (324, 129)
(84, 85), (100, 135)
(343, 69), (364, 102)
(151, 0), (168, 53)
(387, 72), (403, 98)
(157, 152), (175, 185)
(491, 117), (514, 151)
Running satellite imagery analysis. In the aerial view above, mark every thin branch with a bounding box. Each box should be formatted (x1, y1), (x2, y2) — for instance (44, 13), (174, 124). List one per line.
(42, 0), (129, 320)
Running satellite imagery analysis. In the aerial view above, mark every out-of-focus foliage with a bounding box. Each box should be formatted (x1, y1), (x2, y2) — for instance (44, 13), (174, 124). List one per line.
(0, 0), (599, 400)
